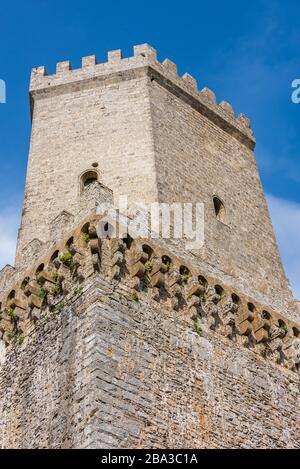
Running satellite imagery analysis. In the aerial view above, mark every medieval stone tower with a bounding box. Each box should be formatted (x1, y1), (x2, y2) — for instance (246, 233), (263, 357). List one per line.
(0, 44), (299, 449)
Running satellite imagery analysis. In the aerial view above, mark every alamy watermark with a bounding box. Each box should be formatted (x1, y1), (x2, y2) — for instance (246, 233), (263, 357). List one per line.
(96, 195), (205, 250)
(0, 79), (6, 103)
(291, 79), (300, 104)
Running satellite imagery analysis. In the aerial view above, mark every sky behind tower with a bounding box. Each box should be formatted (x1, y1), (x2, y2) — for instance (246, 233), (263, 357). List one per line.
(0, 0), (299, 297)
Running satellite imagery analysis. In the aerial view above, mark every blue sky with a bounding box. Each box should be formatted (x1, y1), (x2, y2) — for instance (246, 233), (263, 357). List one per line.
(0, 0), (299, 297)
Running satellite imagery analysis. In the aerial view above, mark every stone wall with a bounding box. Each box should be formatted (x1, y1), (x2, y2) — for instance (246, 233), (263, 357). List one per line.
(1, 273), (299, 448)
(0, 288), (96, 448)
(90, 282), (300, 449)
(15, 44), (295, 316)
(1, 217), (299, 448)
(1, 44), (299, 449)
(149, 78), (293, 319)
(17, 63), (157, 265)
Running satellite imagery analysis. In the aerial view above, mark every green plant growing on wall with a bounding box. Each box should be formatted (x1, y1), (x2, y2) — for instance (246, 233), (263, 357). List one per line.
(82, 233), (90, 243)
(52, 271), (59, 281)
(130, 292), (139, 302)
(38, 288), (48, 301)
(193, 319), (202, 337)
(7, 307), (16, 323)
(5, 309), (23, 345)
(60, 252), (75, 270)
(37, 276), (44, 286)
(181, 269), (190, 283)
(145, 260), (154, 273)
(280, 324), (288, 335)
(73, 287), (83, 296)
(50, 286), (60, 297)
(162, 258), (171, 272)
(54, 300), (67, 315)
(18, 334), (25, 346)
(260, 349), (267, 358)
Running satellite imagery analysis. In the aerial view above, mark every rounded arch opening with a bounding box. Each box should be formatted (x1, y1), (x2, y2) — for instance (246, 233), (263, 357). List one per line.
(36, 264), (44, 275)
(278, 319), (288, 333)
(81, 170), (98, 191)
(123, 234), (133, 250)
(162, 255), (171, 270)
(50, 250), (59, 263)
(66, 236), (74, 248)
(7, 290), (16, 301)
(198, 275), (208, 288)
(215, 284), (224, 297)
(179, 265), (191, 282)
(262, 310), (271, 320)
(232, 293), (240, 305)
(21, 277), (30, 290)
(81, 222), (90, 235)
(142, 244), (153, 259)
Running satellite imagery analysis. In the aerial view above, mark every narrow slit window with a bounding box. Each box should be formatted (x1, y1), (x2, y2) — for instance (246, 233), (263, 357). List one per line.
(213, 197), (226, 223)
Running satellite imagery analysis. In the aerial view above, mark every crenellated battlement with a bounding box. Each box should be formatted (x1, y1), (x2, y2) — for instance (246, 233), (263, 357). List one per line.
(30, 44), (255, 149)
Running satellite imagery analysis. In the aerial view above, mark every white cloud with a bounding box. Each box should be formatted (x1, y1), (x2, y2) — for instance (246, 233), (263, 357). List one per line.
(0, 207), (19, 269)
(267, 194), (300, 299)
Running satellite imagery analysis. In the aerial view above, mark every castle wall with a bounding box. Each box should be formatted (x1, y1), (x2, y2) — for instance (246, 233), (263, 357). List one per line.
(16, 71), (157, 265)
(1, 44), (298, 449)
(0, 289), (96, 448)
(149, 79), (293, 312)
(91, 284), (300, 449)
(1, 274), (299, 449)
(15, 44), (294, 313)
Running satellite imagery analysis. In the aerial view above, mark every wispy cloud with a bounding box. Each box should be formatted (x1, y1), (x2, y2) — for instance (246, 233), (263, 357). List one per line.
(267, 194), (300, 299)
(0, 207), (19, 269)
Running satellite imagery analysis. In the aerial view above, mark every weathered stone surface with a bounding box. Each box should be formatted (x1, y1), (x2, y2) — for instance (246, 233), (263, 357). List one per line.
(0, 273), (299, 449)
(12, 44), (294, 318)
(0, 44), (299, 449)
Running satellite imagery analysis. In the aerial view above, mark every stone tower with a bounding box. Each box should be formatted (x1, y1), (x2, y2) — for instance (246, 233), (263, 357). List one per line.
(0, 45), (299, 449)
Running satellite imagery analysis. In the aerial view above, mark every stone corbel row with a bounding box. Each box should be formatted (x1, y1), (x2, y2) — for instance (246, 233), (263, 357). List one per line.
(0, 216), (299, 373)
(125, 240), (300, 373)
(0, 215), (100, 346)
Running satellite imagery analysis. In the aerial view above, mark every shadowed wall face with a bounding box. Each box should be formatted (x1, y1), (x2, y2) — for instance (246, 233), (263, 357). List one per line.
(149, 79), (292, 314)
